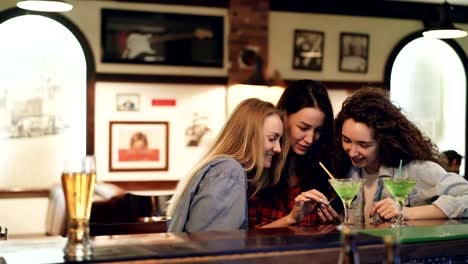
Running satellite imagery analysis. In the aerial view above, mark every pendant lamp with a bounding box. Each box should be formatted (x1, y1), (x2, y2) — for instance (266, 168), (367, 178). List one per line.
(423, 1), (467, 39)
(17, 0), (73, 12)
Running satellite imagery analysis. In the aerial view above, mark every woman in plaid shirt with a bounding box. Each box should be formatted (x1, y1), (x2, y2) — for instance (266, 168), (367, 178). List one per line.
(249, 80), (342, 228)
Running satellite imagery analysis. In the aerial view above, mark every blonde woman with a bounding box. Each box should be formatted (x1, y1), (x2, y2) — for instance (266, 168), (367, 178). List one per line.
(167, 98), (289, 232)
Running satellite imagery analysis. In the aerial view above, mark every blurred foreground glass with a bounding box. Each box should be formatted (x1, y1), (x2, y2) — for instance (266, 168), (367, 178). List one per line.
(62, 156), (96, 261)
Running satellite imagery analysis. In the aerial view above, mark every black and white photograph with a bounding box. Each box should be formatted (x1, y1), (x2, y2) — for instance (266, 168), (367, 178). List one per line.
(101, 9), (224, 67)
(116, 93), (140, 112)
(339, 32), (369, 73)
(292, 30), (324, 71)
(185, 112), (212, 147)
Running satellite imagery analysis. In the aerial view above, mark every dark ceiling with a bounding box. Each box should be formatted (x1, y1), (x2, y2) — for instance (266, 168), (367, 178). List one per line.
(114, 0), (468, 23)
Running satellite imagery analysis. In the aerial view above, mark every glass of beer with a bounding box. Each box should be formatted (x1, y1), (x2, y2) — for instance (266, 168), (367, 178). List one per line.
(62, 156), (96, 261)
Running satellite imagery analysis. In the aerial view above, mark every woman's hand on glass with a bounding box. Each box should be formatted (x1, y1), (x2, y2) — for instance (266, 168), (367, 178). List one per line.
(370, 197), (400, 220)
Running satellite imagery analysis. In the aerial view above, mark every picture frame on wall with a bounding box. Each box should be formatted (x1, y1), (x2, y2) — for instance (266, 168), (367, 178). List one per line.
(101, 9), (224, 68)
(339, 32), (369, 73)
(109, 121), (169, 172)
(116, 93), (140, 112)
(292, 30), (324, 71)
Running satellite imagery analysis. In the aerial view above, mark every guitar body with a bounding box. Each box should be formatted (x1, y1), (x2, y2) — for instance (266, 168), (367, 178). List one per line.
(121, 28), (213, 62)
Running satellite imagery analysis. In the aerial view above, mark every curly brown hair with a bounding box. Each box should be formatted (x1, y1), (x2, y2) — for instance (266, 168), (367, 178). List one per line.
(332, 87), (444, 177)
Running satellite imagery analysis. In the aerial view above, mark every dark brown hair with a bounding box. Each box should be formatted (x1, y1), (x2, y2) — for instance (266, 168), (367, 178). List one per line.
(333, 87), (444, 177)
(276, 79), (334, 193)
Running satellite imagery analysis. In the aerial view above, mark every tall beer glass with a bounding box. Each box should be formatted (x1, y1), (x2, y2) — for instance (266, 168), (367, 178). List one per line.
(62, 156), (96, 260)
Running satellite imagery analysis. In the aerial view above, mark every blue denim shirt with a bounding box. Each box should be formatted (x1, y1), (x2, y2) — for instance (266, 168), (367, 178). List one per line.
(347, 160), (468, 224)
(168, 157), (248, 232)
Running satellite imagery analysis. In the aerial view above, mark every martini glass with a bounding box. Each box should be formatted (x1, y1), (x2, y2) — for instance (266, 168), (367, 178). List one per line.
(329, 179), (365, 227)
(382, 178), (416, 228)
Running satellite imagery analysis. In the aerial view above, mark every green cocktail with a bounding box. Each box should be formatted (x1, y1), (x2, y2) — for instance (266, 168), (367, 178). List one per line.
(383, 178), (416, 227)
(329, 179), (365, 226)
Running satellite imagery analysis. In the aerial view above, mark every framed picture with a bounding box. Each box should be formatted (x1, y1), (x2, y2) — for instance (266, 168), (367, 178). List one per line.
(101, 9), (224, 67)
(116, 93), (140, 112)
(109, 121), (169, 172)
(292, 30), (324, 71)
(339, 32), (369, 73)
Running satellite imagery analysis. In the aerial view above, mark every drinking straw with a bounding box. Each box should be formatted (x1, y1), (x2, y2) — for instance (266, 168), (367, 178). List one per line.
(319, 162), (336, 180)
(397, 159), (403, 178)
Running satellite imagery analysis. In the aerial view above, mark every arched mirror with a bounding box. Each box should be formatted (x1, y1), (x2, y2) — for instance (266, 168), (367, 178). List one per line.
(385, 31), (467, 177)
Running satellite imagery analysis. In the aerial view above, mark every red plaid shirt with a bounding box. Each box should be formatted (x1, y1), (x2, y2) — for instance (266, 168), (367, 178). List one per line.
(248, 185), (319, 228)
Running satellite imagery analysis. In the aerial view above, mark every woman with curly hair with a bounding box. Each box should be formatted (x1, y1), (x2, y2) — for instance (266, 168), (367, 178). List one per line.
(329, 87), (468, 225)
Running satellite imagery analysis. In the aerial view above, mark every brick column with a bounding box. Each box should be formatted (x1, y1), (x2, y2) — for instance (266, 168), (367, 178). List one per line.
(227, 0), (269, 86)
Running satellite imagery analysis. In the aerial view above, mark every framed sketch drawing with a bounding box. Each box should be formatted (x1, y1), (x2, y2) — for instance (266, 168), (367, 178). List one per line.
(339, 32), (369, 73)
(292, 30), (324, 71)
(101, 9), (224, 67)
(109, 121), (169, 172)
(116, 93), (140, 112)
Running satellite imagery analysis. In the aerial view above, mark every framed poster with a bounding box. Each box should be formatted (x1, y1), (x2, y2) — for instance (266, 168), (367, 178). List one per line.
(101, 9), (224, 67)
(292, 30), (324, 71)
(109, 121), (169, 172)
(339, 32), (369, 73)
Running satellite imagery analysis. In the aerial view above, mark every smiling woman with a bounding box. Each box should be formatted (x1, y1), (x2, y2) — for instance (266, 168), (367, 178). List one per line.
(332, 87), (468, 225)
(248, 79), (342, 229)
(167, 98), (289, 232)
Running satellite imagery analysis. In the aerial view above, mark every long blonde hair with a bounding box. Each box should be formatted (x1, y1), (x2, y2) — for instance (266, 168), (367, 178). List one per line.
(167, 98), (289, 216)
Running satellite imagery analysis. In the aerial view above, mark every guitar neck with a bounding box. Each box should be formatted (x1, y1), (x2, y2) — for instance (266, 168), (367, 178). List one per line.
(149, 33), (194, 44)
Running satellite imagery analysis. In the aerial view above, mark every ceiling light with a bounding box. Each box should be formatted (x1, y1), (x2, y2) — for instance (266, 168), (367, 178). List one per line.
(423, 1), (467, 39)
(17, 0), (73, 12)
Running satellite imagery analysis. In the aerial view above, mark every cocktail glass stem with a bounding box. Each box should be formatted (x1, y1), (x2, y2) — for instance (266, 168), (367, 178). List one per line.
(393, 199), (405, 227)
(343, 200), (352, 226)
(389, 198), (406, 228)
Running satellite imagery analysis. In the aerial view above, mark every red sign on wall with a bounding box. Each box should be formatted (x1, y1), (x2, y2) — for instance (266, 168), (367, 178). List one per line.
(152, 99), (176, 106)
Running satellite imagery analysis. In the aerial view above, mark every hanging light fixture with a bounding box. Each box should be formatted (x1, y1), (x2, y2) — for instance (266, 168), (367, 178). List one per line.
(423, 1), (467, 39)
(17, 0), (73, 12)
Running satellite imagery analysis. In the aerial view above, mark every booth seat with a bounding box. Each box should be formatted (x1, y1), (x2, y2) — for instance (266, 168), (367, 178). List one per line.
(44, 182), (125, 236)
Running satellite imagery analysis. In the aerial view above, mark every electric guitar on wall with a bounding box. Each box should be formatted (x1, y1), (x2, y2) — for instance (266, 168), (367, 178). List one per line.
(121, 28), (214, 61)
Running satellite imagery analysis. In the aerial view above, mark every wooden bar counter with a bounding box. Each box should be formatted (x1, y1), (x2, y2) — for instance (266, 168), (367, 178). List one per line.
(1, 219), (468, 263)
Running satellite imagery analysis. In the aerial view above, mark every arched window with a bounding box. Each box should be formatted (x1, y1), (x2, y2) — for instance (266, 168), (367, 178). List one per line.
(386, 32), (467, 176)
(0, 9), (95, 189)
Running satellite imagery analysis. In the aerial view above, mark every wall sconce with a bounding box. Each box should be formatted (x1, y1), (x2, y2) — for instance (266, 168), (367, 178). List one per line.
(240, 48), (285, 87)
(240, 48), (270, 86)
(17, 0), (73, 12)
(423, 1), (467, 39)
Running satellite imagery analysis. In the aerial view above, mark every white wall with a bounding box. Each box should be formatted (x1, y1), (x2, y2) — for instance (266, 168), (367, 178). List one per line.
(95, 82), (226, 181)
(0, 198), (48, 235)
(269, 11), (423, 81)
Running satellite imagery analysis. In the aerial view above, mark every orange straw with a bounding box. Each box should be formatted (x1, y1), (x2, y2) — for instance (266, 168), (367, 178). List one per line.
(319, 162), (336, 181)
